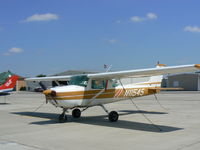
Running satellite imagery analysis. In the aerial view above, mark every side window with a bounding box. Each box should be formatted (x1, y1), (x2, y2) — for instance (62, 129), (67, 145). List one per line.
(91, 80), (105, 89)
(111, 79), (119, 87)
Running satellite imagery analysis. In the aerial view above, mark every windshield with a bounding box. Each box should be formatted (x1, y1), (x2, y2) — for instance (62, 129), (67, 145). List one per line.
(68, 75), (89, 87)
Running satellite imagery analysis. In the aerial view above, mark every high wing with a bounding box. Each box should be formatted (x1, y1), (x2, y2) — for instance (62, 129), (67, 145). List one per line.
(25, 64), (200, 81)
(88, 64), (200, 79)
(25, 75), (71, 81)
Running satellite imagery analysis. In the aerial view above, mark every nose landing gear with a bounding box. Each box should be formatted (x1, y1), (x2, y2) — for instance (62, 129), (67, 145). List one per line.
(58, 108), (82, 122)
(58, 108), (68, 123)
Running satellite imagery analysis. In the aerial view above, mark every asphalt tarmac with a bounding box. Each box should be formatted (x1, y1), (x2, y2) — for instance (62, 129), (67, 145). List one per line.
(0, 91), (200, 150)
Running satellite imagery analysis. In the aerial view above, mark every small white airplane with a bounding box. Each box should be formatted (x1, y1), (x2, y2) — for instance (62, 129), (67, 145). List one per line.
(26, 64), (200, 122)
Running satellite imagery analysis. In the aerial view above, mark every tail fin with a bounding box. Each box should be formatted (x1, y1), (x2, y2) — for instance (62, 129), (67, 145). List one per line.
(0, 75), (19, 92)
(147, 64), (166, 88)
(148, 75), (163, 87)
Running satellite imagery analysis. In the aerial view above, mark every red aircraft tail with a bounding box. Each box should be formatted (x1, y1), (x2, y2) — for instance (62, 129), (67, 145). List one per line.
(0, 75), (19, 92)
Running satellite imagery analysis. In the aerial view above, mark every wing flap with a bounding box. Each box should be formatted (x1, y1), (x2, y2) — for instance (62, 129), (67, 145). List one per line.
(148, 87), (184, 90)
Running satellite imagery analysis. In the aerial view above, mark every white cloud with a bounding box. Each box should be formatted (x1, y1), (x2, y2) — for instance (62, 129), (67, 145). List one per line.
(107, 39), (118, 44)
(3, 47), (23, 56)
(116, 20), (122, 24)
(9, 47), (23, 53)
(130, 16), (144, 22)
(23, 13), (59, 22)
(130, 12), (157, 23)
(147, 13), (157, 20)
(184, 26), (200, 33)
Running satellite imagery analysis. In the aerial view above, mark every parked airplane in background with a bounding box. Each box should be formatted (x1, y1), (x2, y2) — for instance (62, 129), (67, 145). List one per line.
(0, 75), (19, 95)
(26, 64), (200, 122)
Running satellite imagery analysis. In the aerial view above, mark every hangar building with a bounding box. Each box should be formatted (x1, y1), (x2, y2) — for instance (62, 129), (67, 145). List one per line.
(166, 73), (200, 91)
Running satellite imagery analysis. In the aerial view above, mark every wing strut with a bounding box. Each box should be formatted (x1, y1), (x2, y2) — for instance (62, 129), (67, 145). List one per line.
(87, 88), (105, 106)
(86, 80), (109, 106)
(153, 93), (169, 111)
(81, 89), (106, 112)
(118, 79), (163, 132)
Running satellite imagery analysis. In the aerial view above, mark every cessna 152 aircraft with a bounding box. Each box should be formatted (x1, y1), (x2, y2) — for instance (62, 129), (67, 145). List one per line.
(26, 64), (200, 122)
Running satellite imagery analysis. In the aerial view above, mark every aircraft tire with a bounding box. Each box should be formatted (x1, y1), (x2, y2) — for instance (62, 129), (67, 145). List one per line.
(108, 111), (119, 122)
(58, 114), (67, 123)
(72, 109), (81, 118)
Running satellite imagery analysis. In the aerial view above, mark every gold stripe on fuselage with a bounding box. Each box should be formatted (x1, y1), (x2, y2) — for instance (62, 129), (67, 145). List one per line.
(46, 87), (159, 100)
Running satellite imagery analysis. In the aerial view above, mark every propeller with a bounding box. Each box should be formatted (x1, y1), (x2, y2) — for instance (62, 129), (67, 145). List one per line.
(39, 82), (57, 104)
(39, 82), (48, 103)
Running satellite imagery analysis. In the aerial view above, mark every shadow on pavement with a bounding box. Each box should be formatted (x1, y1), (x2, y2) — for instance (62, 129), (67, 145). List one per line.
(12, 110), (182, 133)
(0, 103), (10, 105)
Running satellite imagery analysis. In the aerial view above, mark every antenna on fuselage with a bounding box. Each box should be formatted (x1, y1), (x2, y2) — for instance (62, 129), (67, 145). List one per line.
(104, 64), (112, 72)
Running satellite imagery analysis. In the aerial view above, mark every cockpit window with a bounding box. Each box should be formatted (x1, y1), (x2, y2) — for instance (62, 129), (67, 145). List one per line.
(91, 80), (105, 89)
(68, 75), (89, 87)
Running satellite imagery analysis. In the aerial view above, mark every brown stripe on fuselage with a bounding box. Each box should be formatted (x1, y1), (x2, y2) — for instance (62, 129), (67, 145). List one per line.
(47, 87), (160, 100)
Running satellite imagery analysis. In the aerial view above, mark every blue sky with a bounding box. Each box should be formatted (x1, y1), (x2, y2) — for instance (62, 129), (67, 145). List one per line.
(1, 0), (200, 77)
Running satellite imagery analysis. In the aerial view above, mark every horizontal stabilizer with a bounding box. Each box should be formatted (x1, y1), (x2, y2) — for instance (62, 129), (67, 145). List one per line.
(148, 87), (184, 90)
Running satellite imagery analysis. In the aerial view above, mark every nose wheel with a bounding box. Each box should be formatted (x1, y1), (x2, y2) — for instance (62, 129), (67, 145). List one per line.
(72, 108), (81, 118)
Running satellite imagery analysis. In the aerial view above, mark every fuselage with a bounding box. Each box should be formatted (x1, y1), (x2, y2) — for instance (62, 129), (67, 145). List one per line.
(43, 75), (161, 109)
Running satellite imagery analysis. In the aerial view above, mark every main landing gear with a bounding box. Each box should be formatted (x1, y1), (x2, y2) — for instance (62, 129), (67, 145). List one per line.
(100, 105), (119, 122)
(72, 108), (81, 118)
(108, 111), (119, 122)
(58, 106), (118, 122)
